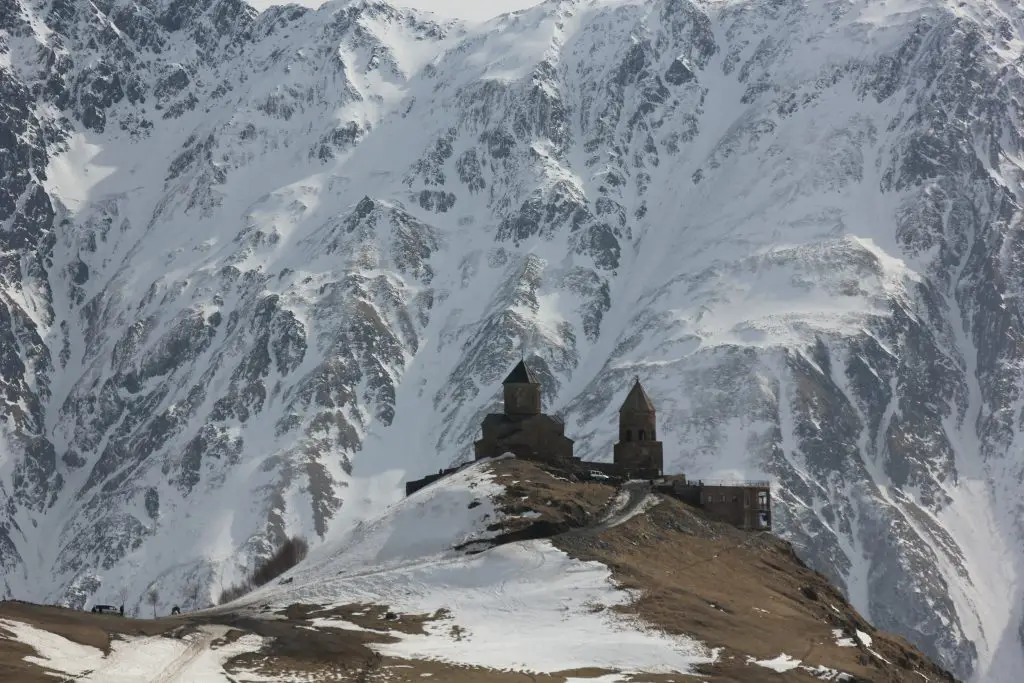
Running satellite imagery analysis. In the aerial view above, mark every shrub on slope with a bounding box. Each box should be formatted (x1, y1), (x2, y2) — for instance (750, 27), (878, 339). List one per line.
(219, 536), (309, 605)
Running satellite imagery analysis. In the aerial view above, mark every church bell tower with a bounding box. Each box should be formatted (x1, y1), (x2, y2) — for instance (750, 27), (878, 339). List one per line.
(503, 360), (542, 417)
(613, 378), (663, 475)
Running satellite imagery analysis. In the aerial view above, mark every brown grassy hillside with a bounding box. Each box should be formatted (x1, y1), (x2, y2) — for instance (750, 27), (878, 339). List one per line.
(485, 458), (957, 683)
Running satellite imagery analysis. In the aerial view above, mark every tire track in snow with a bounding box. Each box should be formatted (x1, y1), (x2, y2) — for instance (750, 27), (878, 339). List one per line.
(150, 626), (228, 683)
(71, 625), (231, 683)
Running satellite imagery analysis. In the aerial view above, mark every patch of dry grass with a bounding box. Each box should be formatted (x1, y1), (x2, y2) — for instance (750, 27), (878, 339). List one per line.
(487, 458), (614, 533)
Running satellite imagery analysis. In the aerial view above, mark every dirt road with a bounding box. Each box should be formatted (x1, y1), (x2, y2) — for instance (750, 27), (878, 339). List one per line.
(564, 480), (656, 538)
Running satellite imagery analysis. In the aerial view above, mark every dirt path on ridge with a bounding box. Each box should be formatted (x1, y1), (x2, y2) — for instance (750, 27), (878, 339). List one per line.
(562, 480), (655, 538)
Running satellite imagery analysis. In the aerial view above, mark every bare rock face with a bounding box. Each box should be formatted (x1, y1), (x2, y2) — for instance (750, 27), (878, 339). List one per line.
(1, 0), (1024, 679)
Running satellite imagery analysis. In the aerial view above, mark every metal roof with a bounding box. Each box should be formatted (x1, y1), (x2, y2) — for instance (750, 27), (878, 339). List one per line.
(619, 379), (656, 412)
(503, 360), (540, 384)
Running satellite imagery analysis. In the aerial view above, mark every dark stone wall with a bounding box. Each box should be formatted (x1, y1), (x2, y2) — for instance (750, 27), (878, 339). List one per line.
(474, 428), (573, 463)
(405, 466), (462, 496)
(475, 412), (573, 463)
(503, 383), (541, 415)
(613, 440), (664, 475)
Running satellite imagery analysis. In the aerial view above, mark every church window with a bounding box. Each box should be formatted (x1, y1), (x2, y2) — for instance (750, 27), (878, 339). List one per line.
(625, 430), (632, 442)
(638, 429), (646, 441)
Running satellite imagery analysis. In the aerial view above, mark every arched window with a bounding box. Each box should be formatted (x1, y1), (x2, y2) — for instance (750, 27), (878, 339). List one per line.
(638, 429), (646, 441)
(625, 430), (632, 442)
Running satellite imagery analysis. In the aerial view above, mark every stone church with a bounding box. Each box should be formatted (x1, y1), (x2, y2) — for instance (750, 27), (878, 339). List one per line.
(472, 361), (663, 477)
(472, 361), (576, 465)
(409, 360), (771, 531)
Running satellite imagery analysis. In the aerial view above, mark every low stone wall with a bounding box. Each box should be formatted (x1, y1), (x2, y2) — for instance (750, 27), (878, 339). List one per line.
(405, 467), (462, 496)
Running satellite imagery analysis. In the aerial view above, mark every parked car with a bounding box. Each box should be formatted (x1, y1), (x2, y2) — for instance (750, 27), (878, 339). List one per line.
(90, 604), (120, 615)
(587, 470), (611, 482)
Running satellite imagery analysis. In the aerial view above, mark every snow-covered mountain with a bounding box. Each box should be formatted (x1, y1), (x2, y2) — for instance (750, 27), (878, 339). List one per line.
(1, 0), (1023, 679)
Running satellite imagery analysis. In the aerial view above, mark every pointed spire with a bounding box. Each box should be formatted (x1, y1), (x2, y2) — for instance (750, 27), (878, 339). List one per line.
(503, 360), (539, 385)
(620, 378), (655, 412)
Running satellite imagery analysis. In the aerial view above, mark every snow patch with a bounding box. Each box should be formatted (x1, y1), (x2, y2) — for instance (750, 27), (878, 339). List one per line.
(747, 653), (803, 672)
(44, 134), (117, 211)
(833, 628), (857, 647)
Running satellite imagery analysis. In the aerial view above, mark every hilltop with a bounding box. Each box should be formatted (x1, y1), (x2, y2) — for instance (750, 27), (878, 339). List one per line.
(1, 458), (956, 682)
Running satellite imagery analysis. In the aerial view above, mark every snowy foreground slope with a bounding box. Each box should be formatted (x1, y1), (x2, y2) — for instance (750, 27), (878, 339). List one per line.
(1, 0), (1024, 679)
(238, 460), (718, 676)
(0, 618), (265, 683)
(0, 458), (955, 682)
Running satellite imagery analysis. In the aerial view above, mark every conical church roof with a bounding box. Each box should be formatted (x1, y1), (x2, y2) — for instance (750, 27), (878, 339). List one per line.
(620, 379), (655, 412)
(503, 360), (539, 385)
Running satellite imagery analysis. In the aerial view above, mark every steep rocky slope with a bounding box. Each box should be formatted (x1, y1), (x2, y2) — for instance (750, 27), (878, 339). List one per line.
(1, 0), (1023, 679)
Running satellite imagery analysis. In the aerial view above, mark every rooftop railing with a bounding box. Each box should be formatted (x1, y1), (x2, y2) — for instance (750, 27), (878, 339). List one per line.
(679, 480), (772, 489)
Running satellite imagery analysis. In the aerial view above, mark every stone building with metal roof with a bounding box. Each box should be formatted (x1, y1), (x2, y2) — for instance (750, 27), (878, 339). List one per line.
(472, 360), (575, 465)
